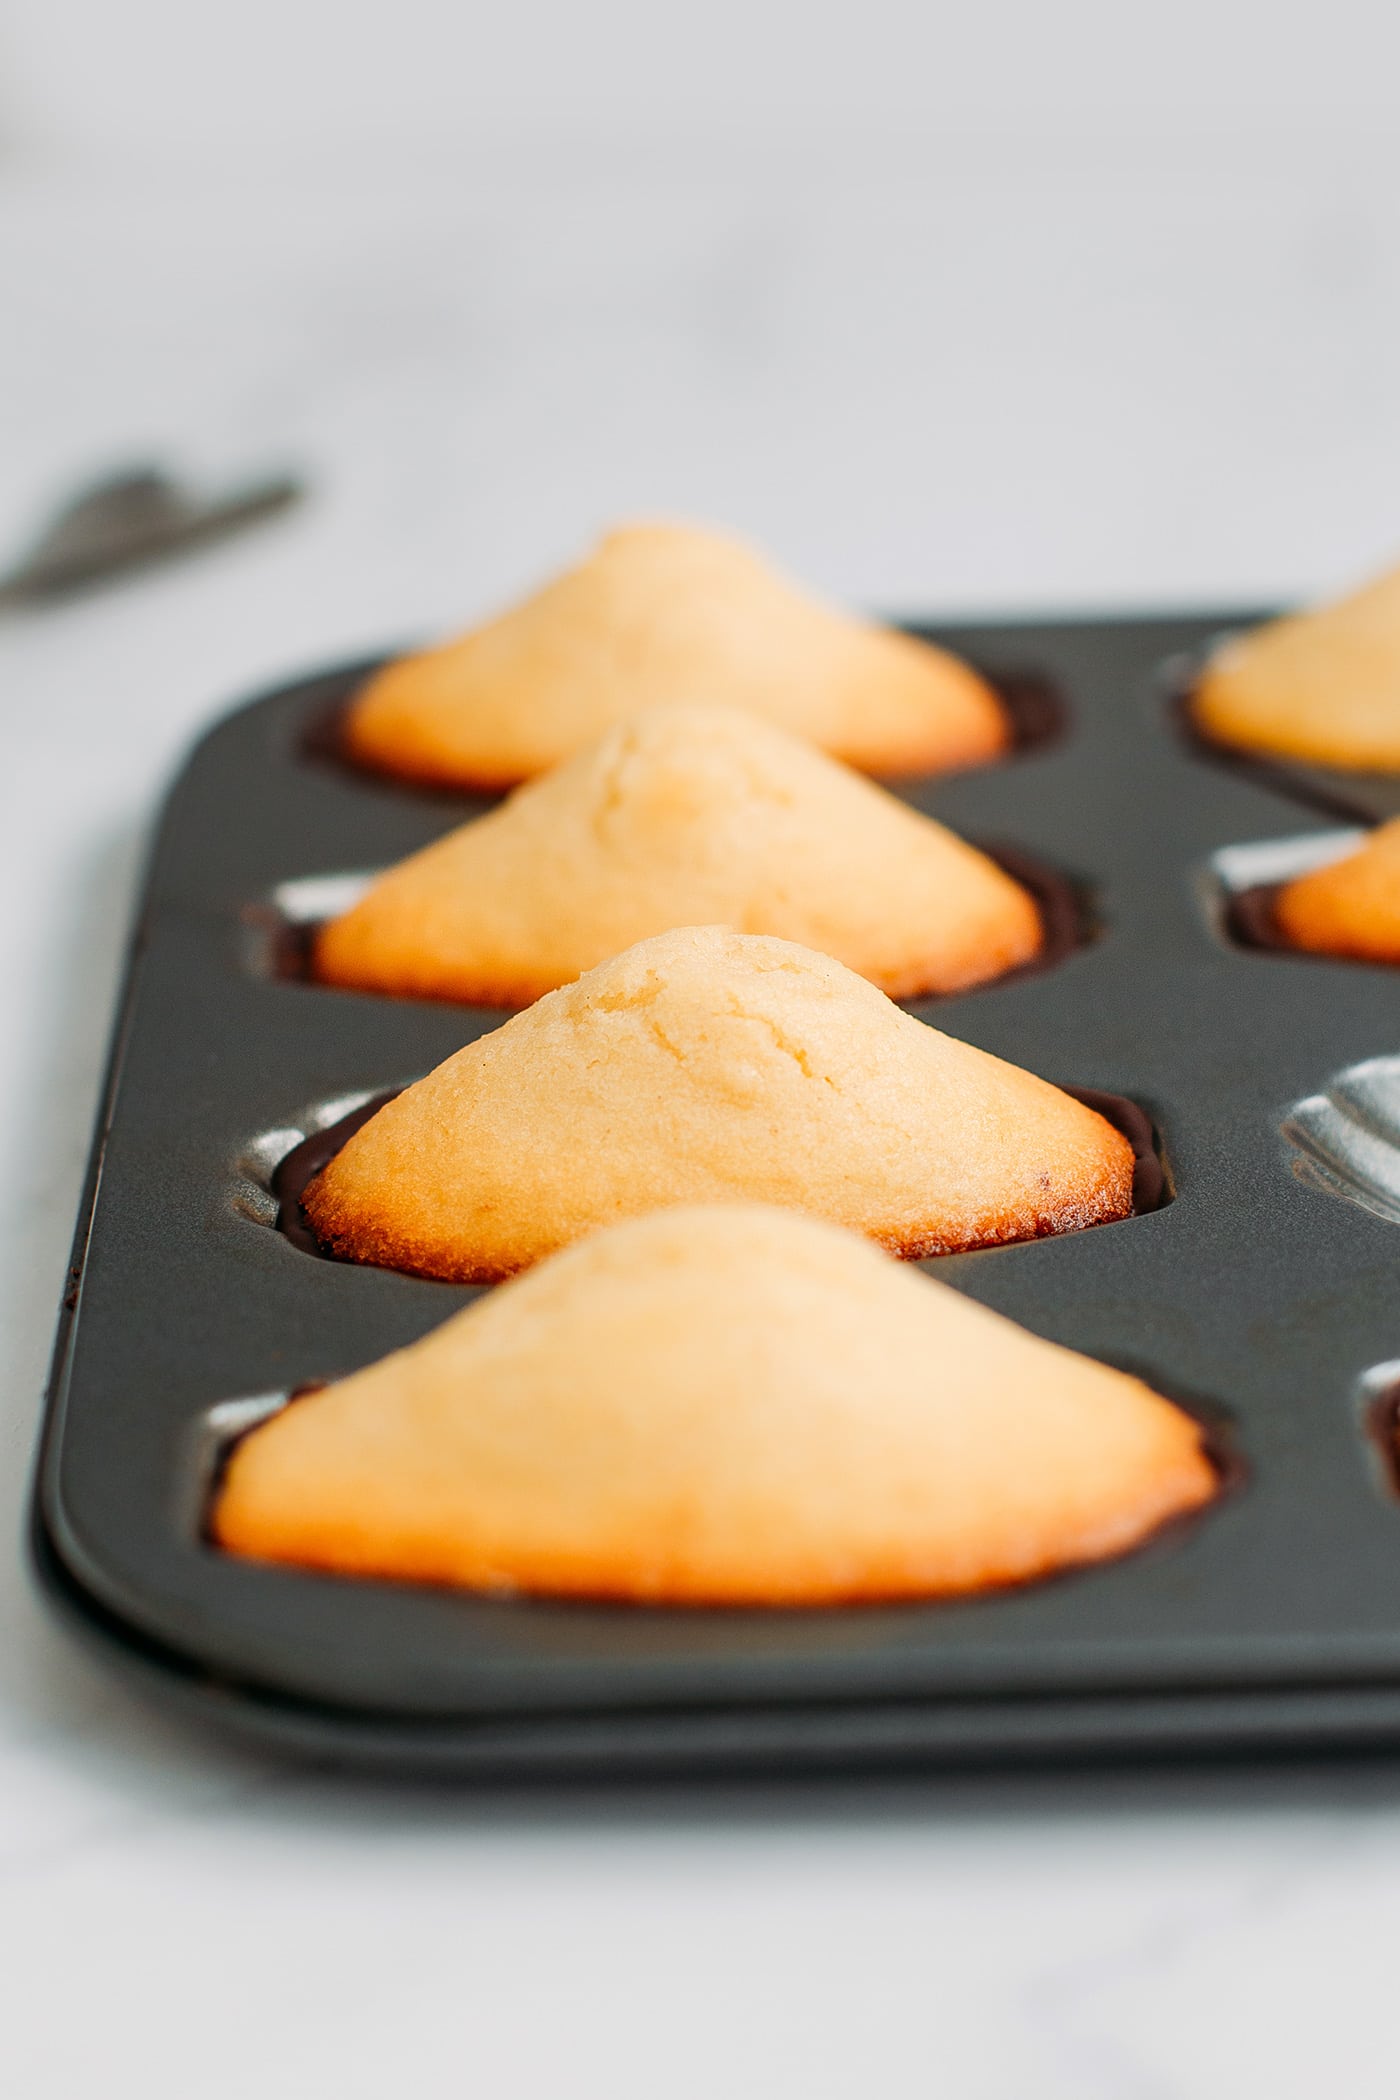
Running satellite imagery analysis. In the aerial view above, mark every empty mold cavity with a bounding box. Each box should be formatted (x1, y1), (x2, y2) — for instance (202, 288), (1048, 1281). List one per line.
(1283, 1057), (1400, 1225)
(1204, 829), (1365, 953)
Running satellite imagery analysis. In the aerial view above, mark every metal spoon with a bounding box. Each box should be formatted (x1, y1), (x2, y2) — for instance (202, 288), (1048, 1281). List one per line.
(0, 463), (305, 607)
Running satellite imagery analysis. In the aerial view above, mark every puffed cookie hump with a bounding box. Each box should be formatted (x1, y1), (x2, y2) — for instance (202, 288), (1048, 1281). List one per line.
(1274, 817), (1400, 961)
(215, 1203), (1218, 1604)
(302, 925), (1135, 1282)
(314, 703), (1043, 1005)
(341, 521), (1009, 788)
(1195, 560), (1400, 771)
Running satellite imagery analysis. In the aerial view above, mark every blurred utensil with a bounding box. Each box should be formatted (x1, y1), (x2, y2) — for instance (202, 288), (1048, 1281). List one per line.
(0, 464), (305, 607)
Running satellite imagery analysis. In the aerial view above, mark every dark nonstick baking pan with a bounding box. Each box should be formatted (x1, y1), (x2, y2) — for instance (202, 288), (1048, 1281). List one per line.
(33, 611), (1400, 1774)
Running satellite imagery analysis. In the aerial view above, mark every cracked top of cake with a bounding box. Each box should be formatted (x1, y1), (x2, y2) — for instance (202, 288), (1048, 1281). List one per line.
(302, 925), (1134, 1281)
(314, 702), (1043, 1005)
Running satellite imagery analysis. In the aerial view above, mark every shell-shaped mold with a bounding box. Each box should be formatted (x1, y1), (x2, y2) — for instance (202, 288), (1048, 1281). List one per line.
(1283, 1057), (1400, 1224)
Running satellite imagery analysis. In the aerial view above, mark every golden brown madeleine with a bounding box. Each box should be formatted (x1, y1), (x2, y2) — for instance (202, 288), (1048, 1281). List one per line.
(314, 704), (1043, 1005)
(1194, 560), (1400, 770)
(302, 926), (1135, 1281)
(215, 1204), (1218, 1604)
(1274, 818), (1400, 961)
(342, 522), (1008, 788)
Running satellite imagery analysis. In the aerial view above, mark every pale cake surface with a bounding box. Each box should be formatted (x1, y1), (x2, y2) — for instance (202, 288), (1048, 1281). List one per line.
(302, 925), (1135, 1281)
(214, 1204), (1218, 1604)
(1195, 561), (1400, 771)
(341, 522), (1009, 787)
(1274, 818), (1400, 962)
(314, 703), (1043, 1004)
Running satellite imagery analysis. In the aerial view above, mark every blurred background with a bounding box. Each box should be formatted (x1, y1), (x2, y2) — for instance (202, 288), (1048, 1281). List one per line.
(5, 7), (1400, 2093)
(5, 0), (1400, 634)
(8, 0), (1400, 1123)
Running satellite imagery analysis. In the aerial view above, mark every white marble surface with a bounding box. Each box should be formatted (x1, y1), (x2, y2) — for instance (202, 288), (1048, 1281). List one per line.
(6, 130), (1400, 2093)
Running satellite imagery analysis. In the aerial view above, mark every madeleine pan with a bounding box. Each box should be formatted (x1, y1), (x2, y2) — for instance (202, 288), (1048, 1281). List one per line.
(33, 610), (1400, 1774)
